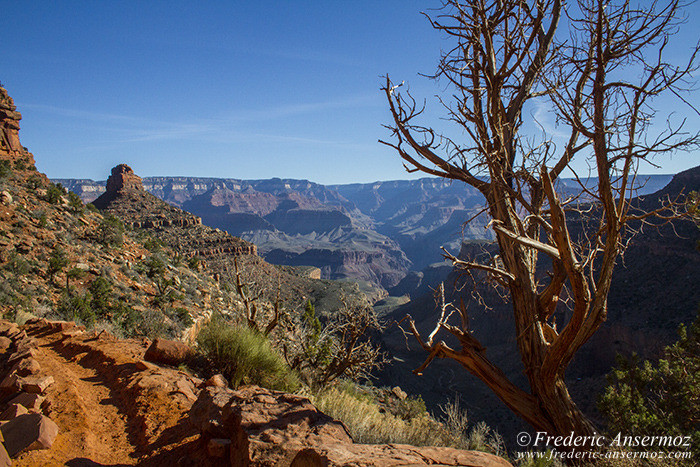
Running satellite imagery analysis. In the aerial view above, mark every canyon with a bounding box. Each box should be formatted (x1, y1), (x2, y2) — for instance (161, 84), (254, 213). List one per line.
(1, 83), (515, 464)
(58, 173), (673, 295)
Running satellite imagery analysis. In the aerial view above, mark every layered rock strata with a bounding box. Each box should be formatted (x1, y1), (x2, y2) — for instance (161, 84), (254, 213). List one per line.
(0, 86), (40, 176)
(93, 164), (257, 258)
(0, 86), (23, 155)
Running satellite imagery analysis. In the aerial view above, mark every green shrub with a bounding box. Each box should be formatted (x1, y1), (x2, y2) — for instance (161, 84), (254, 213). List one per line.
(598, 308), (700, 458)
(144, 254), (166, 279)
(56, 291), (95, 326)
(143, 238), (163, 252)
(187, 256), (201, 270)
(37, 211), (48, 228)
(86, 203), (98, 212)
(67, 192), (83, 212)
(197, 318), (299, 391)
(89, 277), (113, 318)
(111, 301), (140, 336)
(171, 307), (193, 327)
(3, 252), (30, 276)
(98, 214), (125, 247)
(396, 393), (428, 421)
(0, 160), (11, 180)
(65, 267), (86, 292)
(47, 247), (69, 284)
(26, 174), (42, 191)
(44, 182), (66, 204)
(13, 159), (26, 171)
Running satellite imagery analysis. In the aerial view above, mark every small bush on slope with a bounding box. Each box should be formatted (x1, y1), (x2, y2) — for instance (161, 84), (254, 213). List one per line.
(197, 316), (299, 392)
(598, 307), (700, 460)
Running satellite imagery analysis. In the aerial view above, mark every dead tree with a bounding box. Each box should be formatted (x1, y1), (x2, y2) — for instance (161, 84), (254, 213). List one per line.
(232, 256), (281, 336)
(283, 297), (386, 388)
(382, 0), (699, 437)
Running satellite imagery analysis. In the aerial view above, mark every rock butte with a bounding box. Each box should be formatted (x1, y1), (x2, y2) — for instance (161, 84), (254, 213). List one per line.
(93, 162), (258, 259)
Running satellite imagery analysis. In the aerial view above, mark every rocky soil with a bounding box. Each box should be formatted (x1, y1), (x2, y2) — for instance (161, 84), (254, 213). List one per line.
(0, 318), (512, 466)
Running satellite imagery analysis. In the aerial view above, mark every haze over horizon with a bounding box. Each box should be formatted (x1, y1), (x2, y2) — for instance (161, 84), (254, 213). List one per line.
(3, 1), (700, 185)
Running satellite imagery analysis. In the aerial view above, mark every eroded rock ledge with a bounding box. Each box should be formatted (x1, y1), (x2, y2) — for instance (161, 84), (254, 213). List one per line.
(189, 385), (513, 467)
(93, 164), (257, 259)
(0, 318), (512, 466)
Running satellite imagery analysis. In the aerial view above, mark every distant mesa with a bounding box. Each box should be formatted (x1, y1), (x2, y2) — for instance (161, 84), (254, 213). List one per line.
(92, 164), (145, 210)
(93, 163), (257, 260)
(105, 164), (143, 193)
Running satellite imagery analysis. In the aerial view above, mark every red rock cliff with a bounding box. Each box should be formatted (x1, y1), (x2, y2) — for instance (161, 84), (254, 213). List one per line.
(0, 86), (23, 155)
(105, 164), (144, 193)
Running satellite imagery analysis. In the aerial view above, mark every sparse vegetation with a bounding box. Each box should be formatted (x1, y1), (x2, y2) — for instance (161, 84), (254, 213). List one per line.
(26, 174), (43, 191)
(197, 316), (300, 392)
(311, 381), (504, 456)
(47, 247), (69, 285)
(65, 267), (86, 293)
(56, 290), (95, 326)
(187, 255), (200, 270)
(598, 308), (700, 458)
(0, 160), (11, 180)
(98, 214), (125, 247)
(67, 191), (83, 212)
(284, 296), (385, 388)
(44, 182), (66, 204)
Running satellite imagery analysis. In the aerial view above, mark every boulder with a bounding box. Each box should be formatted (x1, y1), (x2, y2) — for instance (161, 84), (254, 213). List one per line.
(204, 374), (228, 388)
(14, 337), (37, 353)
(290, 445), (513, 466)
(8, 393), (44, 412)
(391, 386), (407, 400)
(0, 374), (20, 394)
(135, 360), (158, 371)
(0, 413), (58, 457)
(61, 329), (84, 339)
(174, 378), (198, 402)
(0, 337), (12, 353)
(188, 386), (236, 438)
(0, 404), (28, 421)
(224, 386), (353, 466)
(7, 348), (38, 366)
(9, 357), (41, 377)
(49, 321), (76, 332)
(190, 385), (513, 467)
(18, 375), (54, 394)
(144, 338), (193, 366)
(0, 324), (20, 339)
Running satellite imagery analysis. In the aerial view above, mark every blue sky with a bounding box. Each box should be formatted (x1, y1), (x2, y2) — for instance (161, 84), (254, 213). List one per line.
(2, 1), (699, 184)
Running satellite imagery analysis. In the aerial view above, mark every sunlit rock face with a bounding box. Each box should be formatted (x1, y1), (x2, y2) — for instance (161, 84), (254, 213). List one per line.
(104, 164), (144, 193)
(0, 86), (23, 154)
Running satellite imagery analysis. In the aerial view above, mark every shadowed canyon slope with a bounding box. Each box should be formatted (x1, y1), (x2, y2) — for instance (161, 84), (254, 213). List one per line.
(378, 165), (700, 443)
